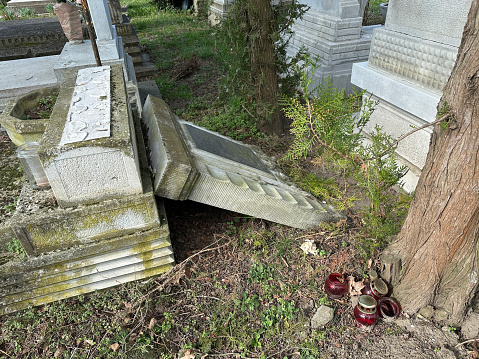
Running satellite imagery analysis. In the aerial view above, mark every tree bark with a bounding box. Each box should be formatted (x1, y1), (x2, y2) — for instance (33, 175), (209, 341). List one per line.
(382, 0), (479, 325)
(246, 0), (283, 136)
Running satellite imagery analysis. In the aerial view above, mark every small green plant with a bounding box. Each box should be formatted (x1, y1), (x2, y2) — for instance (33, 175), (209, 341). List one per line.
(22, 92), (58, 120)
(1, 7), (15, 20)
(45, 3), (54, 14)
(7, 238), (26, 260)
(235, 291), (260, 312)
(17, 7), (36, 18)
(249, 261), (275, 283)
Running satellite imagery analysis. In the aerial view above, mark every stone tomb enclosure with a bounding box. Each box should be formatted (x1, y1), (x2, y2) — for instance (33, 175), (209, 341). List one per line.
(0, 64), (174, 315)
(142, 95), (344, 230)
(0, 85), (60, 146)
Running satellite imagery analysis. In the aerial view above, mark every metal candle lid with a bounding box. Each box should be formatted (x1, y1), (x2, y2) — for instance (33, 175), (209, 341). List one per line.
(358, 295), (377, 313)
(371, 278), (388, 296)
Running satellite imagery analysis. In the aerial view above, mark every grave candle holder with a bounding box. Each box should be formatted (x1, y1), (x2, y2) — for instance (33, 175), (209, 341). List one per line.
(17, 142), (49, 188)
(324, 273), (349, 299)
(377, 297), (401, 321)
(354, 295), (378, 328)
(361, 277), (389, 300)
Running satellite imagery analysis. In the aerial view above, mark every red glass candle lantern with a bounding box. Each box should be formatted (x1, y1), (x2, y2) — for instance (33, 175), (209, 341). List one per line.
(361, 278), (388, 300)
(354, 295), (379, 328)
(324, 273), (348, 299)
(377, 297), (401, 321)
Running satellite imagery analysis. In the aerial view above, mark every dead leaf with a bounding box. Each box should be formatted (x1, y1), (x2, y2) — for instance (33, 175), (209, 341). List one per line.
(84, 339), (94, 346)
(348, 276), (365, 296)
(109, 342), (120, 352)
(179, 349), (195, 359)
(54, 347), (64, 358)
(148, 317), (157, 330)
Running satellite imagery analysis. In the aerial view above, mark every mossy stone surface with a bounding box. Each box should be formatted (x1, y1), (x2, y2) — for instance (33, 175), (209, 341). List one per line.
(0, 85), (60, 146)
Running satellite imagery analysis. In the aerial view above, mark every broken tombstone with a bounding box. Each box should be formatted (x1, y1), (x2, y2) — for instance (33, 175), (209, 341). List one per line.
(142, 95), (344, 229)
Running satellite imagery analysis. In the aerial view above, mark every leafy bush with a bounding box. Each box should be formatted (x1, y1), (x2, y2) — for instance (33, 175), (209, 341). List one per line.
(282, 56), (410, 256)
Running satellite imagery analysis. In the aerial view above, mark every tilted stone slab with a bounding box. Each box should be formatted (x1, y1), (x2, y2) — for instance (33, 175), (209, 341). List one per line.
(39, 65), (143, 207)
(142, 95), (344, 229)
(142, 95), (198, 200)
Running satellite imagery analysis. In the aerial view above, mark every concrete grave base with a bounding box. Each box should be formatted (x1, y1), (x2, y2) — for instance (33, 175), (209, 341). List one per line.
(10, 186), (161, 255)
(142, 95), (344, 229)
(0, 219), (174, 316)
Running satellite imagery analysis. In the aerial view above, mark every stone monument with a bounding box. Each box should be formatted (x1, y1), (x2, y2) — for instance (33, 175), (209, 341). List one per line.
(287, 0), (376, 94)
(0, 65), (174, 315)
(208, 0), (232, 25)
(351, 0), (472, 191)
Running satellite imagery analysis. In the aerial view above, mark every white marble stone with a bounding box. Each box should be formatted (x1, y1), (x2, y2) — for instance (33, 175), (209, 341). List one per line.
(351, 62), (441, 123)
(60, 66), (111, 145)
(386, 0), (471, 47)
(287, 6), (373, 94)
(350, 0), (472, 191)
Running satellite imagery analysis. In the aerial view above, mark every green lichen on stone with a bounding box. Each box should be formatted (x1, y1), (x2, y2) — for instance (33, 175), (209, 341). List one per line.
(0, 227), (173, 315)
(12, 192), (159, 253)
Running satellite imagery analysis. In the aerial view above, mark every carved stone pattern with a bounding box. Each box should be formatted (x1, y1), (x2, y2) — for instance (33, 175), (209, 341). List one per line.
(0, 34), (65, 48)
(295, 10), (362, 42)
(60, 66), (111, 145)
(369, 30), (457, 91)
(107, 0), (123, 25)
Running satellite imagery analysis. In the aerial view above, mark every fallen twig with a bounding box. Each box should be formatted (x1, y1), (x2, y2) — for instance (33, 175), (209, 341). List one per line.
(455, 338), (479, 348)
(365, 113), (450, 161)
(140, 235), (232, 302)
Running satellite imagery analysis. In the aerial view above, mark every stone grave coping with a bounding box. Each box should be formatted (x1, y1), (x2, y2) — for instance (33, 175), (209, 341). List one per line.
(0, 17), (67, 61)
(0, 94), (174, 315)
(39, 64), (143, 207)
(0, 85), (60, 146)
(6, 0), (54, 15)
(0, 224), (174, 316)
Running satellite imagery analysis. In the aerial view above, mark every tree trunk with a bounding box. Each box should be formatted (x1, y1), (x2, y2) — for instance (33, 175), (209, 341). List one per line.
(382, 0), (479, 325)
(246, 0), (283, 136)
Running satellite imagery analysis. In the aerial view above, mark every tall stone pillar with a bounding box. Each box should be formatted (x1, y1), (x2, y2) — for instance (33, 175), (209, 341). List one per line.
(287, 0), (375, 94)
(351, 0), (472, 191)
